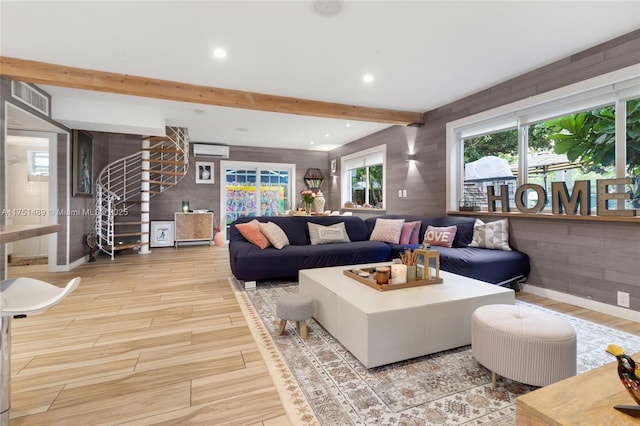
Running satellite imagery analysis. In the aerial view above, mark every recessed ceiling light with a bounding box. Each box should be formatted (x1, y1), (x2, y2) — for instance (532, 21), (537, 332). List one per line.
(213, 47), (227, 59)
(311, 0), (343, 17)
(363, 73), (374, 84)
(324, 133), (330, 138)
(310, 141), (315, 145)
(345, 123), (351, 127)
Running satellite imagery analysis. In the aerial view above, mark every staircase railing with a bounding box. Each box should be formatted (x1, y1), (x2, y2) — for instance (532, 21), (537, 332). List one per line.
(95, 126), (189, 258)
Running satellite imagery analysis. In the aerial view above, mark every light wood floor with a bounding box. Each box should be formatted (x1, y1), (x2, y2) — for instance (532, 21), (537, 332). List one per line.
(5, 245), (639, 425)
(6, 245), (290, 426)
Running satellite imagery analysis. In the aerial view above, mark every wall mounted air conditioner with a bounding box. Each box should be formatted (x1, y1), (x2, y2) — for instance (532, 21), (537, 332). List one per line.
(192, 143), (229, 158)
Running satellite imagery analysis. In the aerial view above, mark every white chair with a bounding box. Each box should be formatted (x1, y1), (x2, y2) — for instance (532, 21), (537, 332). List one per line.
(1, 277), (80, 425)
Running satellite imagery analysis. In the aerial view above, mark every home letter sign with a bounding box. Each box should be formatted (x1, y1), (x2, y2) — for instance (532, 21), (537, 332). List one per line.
(484, 178), (637, 217)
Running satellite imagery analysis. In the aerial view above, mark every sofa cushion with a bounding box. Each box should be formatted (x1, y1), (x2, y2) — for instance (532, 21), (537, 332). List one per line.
(399, 221), (421, 245)
(469, 218), (511, 251)
(229, 240), (391, 281)
(433, 246), (529, 285)
(259, 222), (290, 249)
(370, 218), (405, 244)
(229, 215), (372, 246)
(308, 222), (351, 245)
(423, 225), (457, 248)
(235, 219), (271, 249)
(430, 216), (475, 248)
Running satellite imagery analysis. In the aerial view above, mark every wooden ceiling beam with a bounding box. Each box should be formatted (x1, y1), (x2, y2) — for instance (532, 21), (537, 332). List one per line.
(0, 56), (424, 126)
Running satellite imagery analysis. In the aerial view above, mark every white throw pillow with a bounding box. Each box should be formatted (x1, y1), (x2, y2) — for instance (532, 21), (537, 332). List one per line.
(469, 218), (512, 251)
(307, 222), (351, 245)
(258, 222), (290, 250)
(369, 218), (405, 244)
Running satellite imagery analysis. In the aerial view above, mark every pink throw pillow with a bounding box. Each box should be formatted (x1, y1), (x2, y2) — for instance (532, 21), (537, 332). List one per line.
(423, 225), (457, 248)
(399, 221), (421, 245)
(235, 219), (271, 249)
(369, 218), (405, 244)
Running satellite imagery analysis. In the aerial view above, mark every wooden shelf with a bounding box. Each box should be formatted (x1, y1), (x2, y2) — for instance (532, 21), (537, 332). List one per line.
(448, 210), (640, 223)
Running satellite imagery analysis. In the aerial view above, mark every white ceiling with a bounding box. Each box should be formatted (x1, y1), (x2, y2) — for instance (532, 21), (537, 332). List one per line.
(2, 1), (639, 151)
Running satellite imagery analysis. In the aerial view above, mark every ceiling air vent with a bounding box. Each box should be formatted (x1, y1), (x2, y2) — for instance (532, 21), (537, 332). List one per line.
(11, 81), (50, 117)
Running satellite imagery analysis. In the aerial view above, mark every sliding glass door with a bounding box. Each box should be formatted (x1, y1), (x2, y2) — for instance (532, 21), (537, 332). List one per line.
(221, 161), (295, 238)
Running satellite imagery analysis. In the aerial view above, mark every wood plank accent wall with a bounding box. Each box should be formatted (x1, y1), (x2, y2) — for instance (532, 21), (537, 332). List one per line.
(149, 145), (329, 227)
(329, 29), (640, 310)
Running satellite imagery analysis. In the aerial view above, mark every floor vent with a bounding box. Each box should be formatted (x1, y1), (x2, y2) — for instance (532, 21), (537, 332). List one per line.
(11, 81), (50, 117)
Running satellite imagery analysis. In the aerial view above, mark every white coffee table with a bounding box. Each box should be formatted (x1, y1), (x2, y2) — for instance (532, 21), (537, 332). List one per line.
(299, 263), (514, 368)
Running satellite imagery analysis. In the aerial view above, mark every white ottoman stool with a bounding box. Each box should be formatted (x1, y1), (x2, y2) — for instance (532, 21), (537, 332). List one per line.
(276, 293), (314, 340)
(472, 304), (576, 387)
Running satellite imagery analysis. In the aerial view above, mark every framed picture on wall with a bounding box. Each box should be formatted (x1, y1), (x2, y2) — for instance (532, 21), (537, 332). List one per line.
(73, 129), (93, 196)
(196, 161), (215, 184)
(150, 221), (175, 247)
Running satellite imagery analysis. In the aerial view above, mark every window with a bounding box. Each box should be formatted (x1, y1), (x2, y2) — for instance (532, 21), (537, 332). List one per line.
(341, 145), (386, 208)
(447, 66), (640, 214)
(462, 128), (518, 210)
(28, 151), (49, 176)
(626, 98), (640, 209)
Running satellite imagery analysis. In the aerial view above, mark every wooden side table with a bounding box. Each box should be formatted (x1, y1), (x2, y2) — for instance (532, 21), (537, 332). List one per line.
(517, 354), (640, 425)
(174, 212), (214, 247)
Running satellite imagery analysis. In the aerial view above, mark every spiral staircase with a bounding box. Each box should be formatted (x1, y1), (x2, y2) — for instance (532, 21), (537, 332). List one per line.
(95, 126), (190, 258)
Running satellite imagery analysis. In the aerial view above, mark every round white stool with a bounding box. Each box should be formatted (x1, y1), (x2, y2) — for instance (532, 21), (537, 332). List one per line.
(471, 304), (576, 387)
(1, 277), (80, 425)
(276, 293), (314, 340)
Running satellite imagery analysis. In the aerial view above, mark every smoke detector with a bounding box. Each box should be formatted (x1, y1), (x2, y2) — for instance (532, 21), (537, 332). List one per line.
(312, 0), (343, 17)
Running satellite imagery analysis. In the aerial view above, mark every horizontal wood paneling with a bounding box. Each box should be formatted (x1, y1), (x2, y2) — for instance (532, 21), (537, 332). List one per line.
(334, 29), (640, 310)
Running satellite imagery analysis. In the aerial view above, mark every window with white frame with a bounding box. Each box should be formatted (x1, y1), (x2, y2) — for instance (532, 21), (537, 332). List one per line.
(447, 66), (640, 213)
(28, 150), (49, 176)
(341, 145), (386, 208)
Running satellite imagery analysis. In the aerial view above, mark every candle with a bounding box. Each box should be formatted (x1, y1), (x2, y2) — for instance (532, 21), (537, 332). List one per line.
(391, 264), (407, 284)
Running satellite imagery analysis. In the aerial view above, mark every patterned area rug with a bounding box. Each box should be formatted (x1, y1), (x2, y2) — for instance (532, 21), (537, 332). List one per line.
(232, 279), (640, 425)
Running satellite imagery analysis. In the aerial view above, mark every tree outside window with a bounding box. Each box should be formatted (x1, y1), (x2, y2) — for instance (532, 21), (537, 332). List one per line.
(349, 164), (383, 207)
(461, 98), (640, 211)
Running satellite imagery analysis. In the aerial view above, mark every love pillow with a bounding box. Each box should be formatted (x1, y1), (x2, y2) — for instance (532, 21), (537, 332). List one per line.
(423, 225), (457, 248)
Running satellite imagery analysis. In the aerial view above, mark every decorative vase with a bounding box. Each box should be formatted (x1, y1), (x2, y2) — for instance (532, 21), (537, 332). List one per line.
(305, 201), (311, 215)
(313, 191), (326, 214)
(213, 232), (224, 246)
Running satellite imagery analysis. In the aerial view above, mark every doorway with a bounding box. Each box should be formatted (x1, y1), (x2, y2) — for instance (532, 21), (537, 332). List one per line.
(4, 103), (66, 273)
(220, 161), (295, 238)
(6, 134), (50, 265)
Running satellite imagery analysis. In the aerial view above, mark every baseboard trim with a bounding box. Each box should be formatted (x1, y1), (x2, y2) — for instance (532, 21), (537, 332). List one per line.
(521, 284), (640, 323)
(49, 256), (86, 272)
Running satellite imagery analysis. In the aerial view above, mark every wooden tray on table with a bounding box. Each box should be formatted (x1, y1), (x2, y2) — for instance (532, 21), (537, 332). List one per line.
(343, 266), (443, 291)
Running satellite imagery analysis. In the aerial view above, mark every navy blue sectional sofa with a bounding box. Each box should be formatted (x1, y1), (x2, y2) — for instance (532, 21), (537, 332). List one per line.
(363, 215), (530, 287)
(228, 215), (530, 287)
